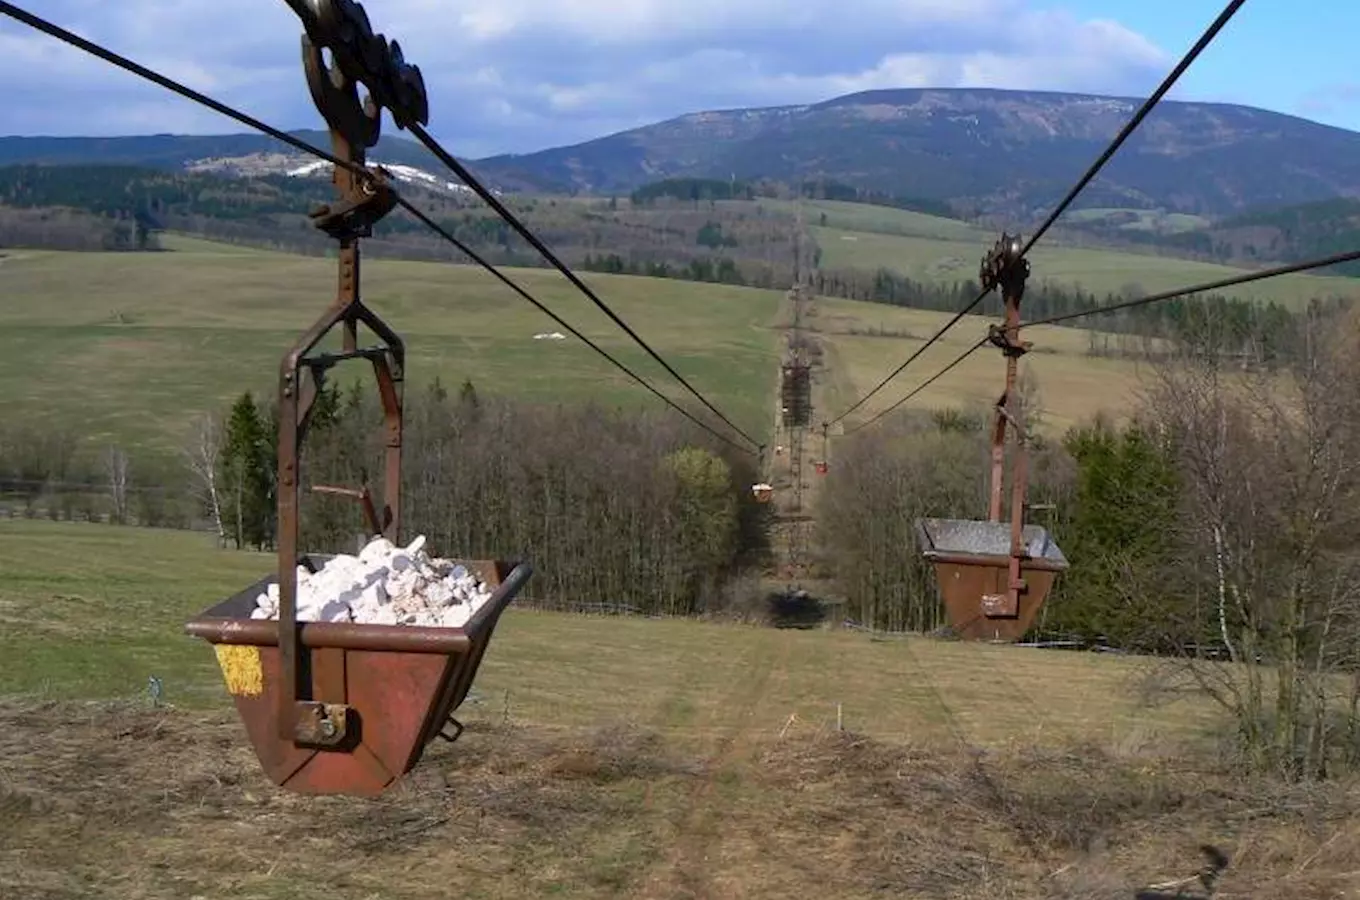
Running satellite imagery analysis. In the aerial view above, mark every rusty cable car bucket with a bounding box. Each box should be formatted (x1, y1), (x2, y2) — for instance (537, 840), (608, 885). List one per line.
(182, 12), (537, 796)
(914, 234), (1069, 643)
(185, 555), (531, 797)
(916, 518), (1067, 642)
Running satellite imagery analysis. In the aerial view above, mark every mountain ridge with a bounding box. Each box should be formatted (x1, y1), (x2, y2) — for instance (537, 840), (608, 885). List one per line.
(4, 87), (1360, 217)
(470, 88), (1360, 216)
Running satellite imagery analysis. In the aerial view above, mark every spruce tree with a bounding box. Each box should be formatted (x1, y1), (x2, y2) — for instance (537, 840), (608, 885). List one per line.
(220, 392), (272, 550)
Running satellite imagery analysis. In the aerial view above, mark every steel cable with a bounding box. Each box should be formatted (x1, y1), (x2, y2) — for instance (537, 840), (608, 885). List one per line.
(827, 0), (1249, 427)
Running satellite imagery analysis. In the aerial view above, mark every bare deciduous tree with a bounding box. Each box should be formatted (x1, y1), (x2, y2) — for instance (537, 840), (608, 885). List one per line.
(286, 386), (761, 618)
(183, 413), (226, 545)
(1014, 364), (1045, 436)
(1146, 309), (1360, 778)
(103, 445), (130, 525)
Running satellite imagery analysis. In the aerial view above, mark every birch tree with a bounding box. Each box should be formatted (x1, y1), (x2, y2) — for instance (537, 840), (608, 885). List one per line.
(184, 413), (226, 545)
(1147, 308), (1360, 778)
(103, 445), (130, 525)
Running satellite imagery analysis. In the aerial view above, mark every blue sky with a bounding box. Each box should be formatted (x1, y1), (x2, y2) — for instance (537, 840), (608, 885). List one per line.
(1066, 0), (1360, 122)
(1, 1), (1356, 159)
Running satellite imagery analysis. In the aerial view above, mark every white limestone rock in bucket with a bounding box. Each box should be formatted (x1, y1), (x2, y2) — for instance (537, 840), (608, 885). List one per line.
(359, 537), (398, 565)
(250, 534), (495, 627)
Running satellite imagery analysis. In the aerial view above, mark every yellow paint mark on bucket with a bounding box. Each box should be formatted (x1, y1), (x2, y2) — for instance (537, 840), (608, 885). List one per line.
(215, 645), (264, 697)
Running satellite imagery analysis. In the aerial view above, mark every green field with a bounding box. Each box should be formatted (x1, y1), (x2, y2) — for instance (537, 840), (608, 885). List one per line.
(741, 198), (982, 241)
(727, 196), (1360, 309)
(0, 519), (1207, 737)
(813, 297), (1150, 434)
(746, 197), (1212, 244)
(811, 224), (1360, 308)
(1, 210), (1346, 461)
(1064, 207), (1213, 234)
(0, 237), (781, 451)
(3, 519), (1357, 898)
(0, 232), (1167, 458)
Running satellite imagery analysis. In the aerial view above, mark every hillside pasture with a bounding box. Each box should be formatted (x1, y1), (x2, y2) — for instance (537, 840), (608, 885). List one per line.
(743, 197), (982, 240)
(1064, 206), (1213, 234)
(3, 519), (1358, 899)
(0, 519), (1207, 740)
(0, 237), (782, 452)
(813, 296), (1151, 433)
(810, 224), (1360, 309)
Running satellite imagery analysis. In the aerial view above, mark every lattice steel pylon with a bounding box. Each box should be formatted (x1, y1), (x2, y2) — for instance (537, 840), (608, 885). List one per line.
(778, 208), (817, 584)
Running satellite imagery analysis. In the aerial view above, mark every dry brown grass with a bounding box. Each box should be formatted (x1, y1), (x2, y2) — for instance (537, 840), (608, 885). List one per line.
(813, 299), (1151, 435)
(4, 522), (1359, 898)
(3, 701), (1359, 900)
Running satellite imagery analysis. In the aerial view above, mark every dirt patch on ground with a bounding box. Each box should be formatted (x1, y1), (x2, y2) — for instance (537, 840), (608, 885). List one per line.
(1, 701), (1357, 899)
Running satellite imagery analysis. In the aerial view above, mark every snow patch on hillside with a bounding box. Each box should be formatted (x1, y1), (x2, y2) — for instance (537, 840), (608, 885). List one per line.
(187, 152), (502, 198)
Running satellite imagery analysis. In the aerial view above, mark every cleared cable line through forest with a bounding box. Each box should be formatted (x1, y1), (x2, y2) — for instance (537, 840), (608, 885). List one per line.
(826, 0), (1250, 428)
(0, 1), (760, 455)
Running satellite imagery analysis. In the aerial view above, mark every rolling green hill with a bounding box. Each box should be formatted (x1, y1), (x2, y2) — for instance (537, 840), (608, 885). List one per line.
(2, 161), (1348, 418)
(808, 222), (1360, 309)
(0, 230), (1278, 470)
(0, 163), (804, 287)
(0, 238), (782, 452)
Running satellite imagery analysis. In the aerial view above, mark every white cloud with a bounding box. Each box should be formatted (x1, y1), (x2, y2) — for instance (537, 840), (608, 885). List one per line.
(1298, 83), (1360, 117)
(0, 0), (1170, 156)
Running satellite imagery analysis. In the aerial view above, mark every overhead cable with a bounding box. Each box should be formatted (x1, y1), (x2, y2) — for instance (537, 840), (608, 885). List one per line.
(826, 0), (1249, 426)
(408, 124), (761, 449)
(842, 339), (989, 435)
(1020, 248), (1360, 330)
(844, 250), (1360, 435)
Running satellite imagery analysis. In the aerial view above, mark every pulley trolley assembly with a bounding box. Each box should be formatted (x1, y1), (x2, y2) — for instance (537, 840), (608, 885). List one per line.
(916, 235), (1067, 641)
(184, 0), (532, 796)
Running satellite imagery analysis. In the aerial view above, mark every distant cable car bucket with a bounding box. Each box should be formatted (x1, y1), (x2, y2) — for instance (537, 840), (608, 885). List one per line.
(752, 482), (774, 503)
(814, 461), (828, 475)
(915, 518), (1067, 642)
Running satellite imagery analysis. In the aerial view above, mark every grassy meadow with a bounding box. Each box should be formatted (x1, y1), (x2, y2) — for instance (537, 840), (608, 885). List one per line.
(1063, 207), (1213, 234)
(0, 519), (1208, 743)
(729, 196), (1360, 308)
(810, 223), (1360, 308)
(813, 297), (1149, 434)
(745, 197), (983, 241)
(3, 519), (1358, 899)
(0, 230), (1158, 457)
(0, 235), (782, 452)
